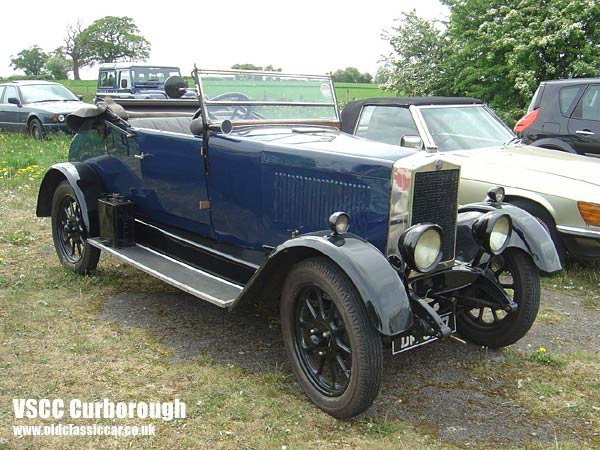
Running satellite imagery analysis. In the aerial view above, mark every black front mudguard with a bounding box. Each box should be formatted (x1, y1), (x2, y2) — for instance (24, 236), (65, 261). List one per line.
(456, 202), (562, 273)
(232, 232), (413, 337)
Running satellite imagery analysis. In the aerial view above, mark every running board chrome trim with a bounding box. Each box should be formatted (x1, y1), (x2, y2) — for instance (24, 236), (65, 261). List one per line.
(89, 239), (243, 308)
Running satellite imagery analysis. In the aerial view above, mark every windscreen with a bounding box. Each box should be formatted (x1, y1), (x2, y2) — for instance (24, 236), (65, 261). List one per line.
(132, 68), (181, 85)
(419, 105), (515, 151)
(20, 84), (79, 103)
(197, 69), (339, 123)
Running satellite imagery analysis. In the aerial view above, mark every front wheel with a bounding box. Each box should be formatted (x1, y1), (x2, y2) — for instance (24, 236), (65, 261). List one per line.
(51, 181), (100, 274)
(457, 249), (540, 348)
(280, 257), (383, 419)
(28, 118), (44, 139)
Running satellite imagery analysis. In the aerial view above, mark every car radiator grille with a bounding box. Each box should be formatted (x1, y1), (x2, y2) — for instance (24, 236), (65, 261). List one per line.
(411, 169), (459, 261)
(273, 172), (371, 231)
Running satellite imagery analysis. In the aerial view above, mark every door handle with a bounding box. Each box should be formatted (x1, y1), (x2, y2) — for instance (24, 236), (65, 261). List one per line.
(133, 152), (151, 159)
(575, 129), (595, 136)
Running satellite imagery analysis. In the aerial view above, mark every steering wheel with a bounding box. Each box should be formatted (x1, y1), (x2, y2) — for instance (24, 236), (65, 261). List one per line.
(207, 92), (254, 120)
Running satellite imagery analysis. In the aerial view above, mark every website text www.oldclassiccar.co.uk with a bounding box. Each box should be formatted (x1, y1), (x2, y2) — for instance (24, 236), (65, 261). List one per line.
(10, 398), (186, 438)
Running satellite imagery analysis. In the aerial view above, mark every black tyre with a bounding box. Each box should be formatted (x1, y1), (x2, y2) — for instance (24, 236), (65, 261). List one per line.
(280, 257), (383, 419)
(51, 181), (100, 274)
(28, 118), (44, 139)
(509, 198), (566, 262)
(457, 249), (540, 348)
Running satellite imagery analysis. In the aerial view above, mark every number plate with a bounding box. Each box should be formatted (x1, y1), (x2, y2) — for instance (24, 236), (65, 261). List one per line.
(391, 312), (457, 355)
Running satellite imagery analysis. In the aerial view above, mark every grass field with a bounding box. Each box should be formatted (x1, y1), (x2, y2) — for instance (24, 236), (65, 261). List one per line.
(1, 133), (599, 449)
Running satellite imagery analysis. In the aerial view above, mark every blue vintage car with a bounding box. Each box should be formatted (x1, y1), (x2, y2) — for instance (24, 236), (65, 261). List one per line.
(36, 69), (561, 418)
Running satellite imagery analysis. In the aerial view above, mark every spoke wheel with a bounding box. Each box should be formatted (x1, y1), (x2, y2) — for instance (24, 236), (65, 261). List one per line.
(457, 249), (540, 348)
(51, 181), (100, 274)
(281, 257), (382, 419)
(295, 285), (352, 397)
(56, 196), (85, 264)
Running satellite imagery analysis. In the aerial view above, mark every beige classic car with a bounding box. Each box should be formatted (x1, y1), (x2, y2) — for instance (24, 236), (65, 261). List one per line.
(341, 97), (600, 260)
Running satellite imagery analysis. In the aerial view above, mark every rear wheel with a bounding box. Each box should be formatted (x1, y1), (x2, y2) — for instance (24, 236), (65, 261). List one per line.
(457, 249), (540, 348)
(280, 257), (383, 419)
(51, 181), (100, 274)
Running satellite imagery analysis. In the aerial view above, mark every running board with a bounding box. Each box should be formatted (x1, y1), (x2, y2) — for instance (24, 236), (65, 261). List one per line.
(88, 239), (243, 308)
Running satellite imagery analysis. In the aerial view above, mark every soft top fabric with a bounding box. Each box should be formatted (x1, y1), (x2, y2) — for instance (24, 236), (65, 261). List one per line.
(340, 96), (482, 134)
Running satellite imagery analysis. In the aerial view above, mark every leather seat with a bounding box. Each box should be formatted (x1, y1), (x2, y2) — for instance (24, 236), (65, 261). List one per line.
(128, 116), (193, 135)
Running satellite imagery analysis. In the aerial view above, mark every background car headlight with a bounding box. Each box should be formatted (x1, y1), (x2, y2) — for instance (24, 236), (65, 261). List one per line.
(398, 224), (444, 273)
(473, 212), (512, 255)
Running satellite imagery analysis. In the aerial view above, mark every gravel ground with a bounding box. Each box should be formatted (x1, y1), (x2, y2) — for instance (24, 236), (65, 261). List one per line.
(100, 287), (599, 448)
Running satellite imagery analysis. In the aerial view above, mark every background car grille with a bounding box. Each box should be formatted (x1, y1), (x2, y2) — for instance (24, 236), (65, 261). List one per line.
(411, 169), (459, 261)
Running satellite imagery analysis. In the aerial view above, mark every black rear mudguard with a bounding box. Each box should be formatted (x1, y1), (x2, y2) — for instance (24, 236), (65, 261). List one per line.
(456, 202), (562, 273)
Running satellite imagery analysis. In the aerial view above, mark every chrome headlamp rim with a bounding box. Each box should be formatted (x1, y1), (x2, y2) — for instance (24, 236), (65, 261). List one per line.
(398, 223), (444, 273)
(328, 211), (350, 235)
(473, 212), (512, 255)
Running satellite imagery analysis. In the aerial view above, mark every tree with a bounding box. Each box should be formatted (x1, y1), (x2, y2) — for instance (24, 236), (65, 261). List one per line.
(82, 16), (150, 64)
(10, 46), (48, 76)
(46, 48), (71, 80)
(379, 12), (450, 96)
(63, 20), (93, 81)
(381, 1), (600, 122)
(231, 64), (282, 71)
(232, 63), (263, 70)
(444, 0), (600, 118)
(332, 67), (373, 83)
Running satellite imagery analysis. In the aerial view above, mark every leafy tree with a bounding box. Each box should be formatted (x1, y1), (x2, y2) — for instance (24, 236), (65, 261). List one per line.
(45, 48), (71, 80)
(381, 1), (600, 122)
(332, 67), (373, 83)
(82, 16), (150, 64)
(379, 12), (449, 95)
(231, 64), (282, 71)
(10, 46), (48, 76)
(445, 0), (600, 118)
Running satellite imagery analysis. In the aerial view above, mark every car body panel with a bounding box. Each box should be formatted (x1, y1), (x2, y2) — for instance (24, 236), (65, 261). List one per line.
(341, 98), (600, 258)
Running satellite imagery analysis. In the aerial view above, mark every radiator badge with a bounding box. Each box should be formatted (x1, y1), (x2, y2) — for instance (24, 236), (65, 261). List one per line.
(435, 160), (443, 171)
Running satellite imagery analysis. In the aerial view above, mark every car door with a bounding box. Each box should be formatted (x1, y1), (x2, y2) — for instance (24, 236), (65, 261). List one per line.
(568, 84), (600, 157)
(0, 85), (22, 132)
(131, 127), (213, 235)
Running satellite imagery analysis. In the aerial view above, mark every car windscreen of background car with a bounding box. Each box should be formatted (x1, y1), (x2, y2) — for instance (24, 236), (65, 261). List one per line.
(132, 68), (181, 85)
(419, 105), (514, 151)
(20, 84), (79, 103)
(199, 70), (338, 122)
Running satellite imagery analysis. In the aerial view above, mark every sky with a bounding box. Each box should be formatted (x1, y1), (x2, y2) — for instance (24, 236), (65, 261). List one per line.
(1, 0), (448, 80)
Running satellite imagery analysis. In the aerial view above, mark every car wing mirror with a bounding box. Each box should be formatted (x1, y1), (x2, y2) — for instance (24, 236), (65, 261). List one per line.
(8, 97), (21, 106)
(401, 135), (423, 149)
(77, 95), (83, 101)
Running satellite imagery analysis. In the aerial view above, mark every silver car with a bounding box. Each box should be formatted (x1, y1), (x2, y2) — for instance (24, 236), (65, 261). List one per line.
(341, 97), (600, 260)
(0, 80), (87, 139)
